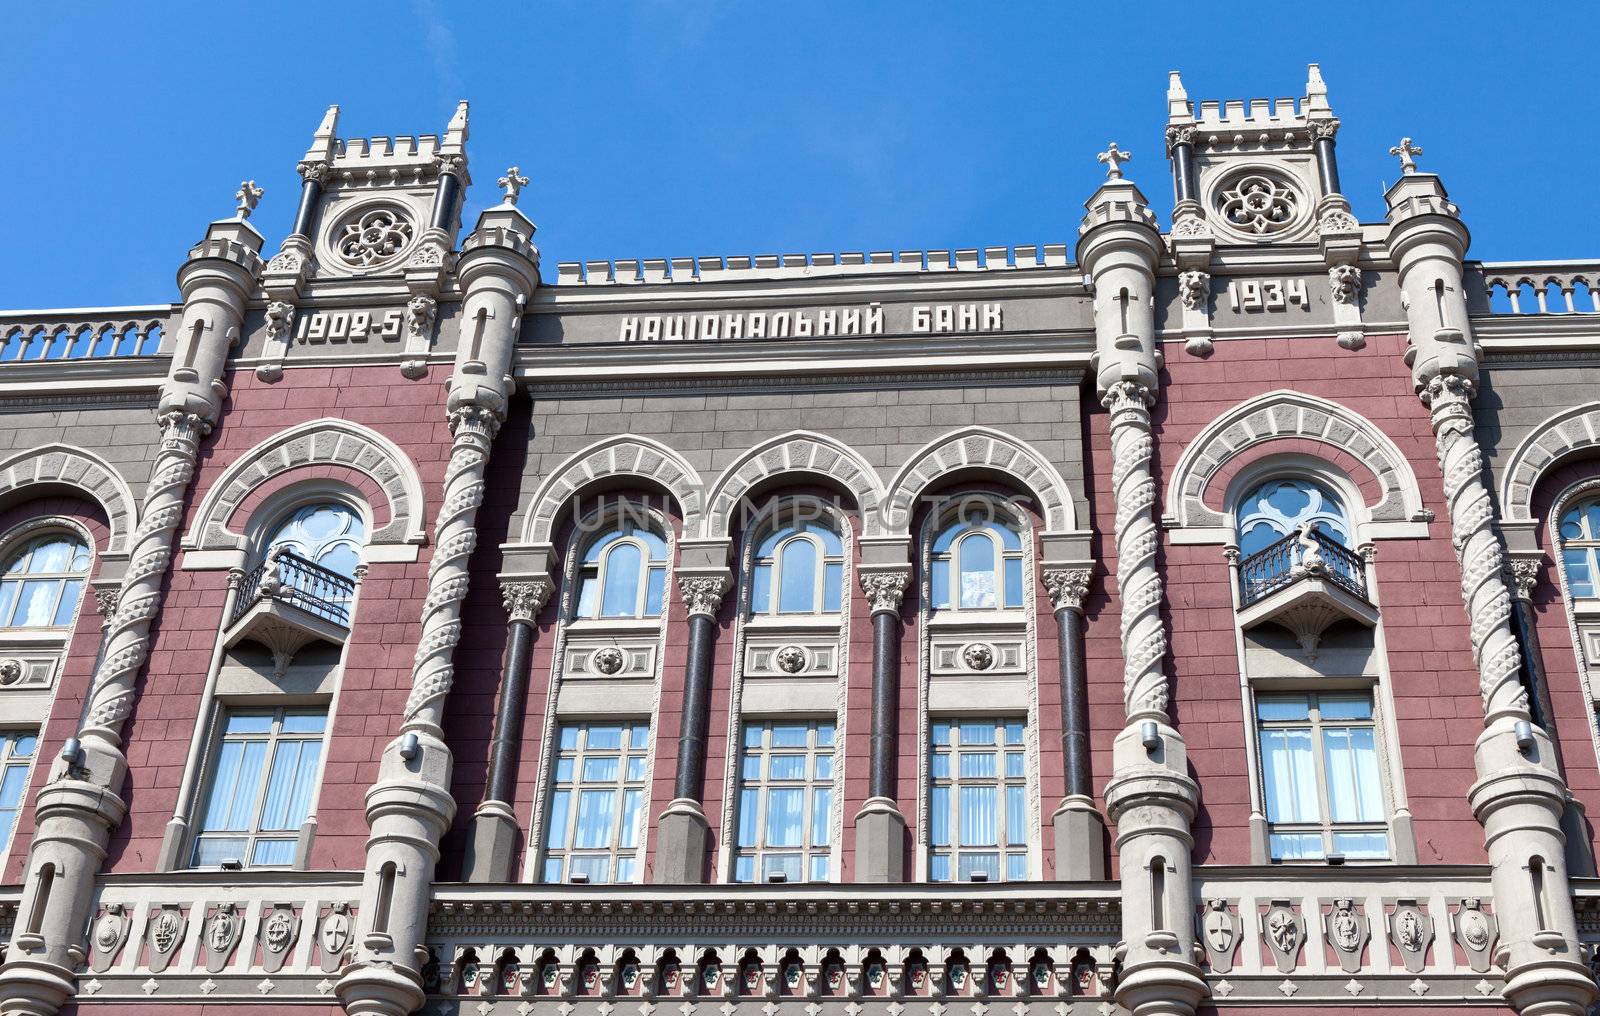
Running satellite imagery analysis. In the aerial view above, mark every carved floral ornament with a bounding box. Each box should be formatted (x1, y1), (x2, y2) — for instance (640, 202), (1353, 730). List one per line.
(678, 574), (730, 618)
(775, 645), (808, 674)
(1215, 169), (1300, 235)
(501, 578), (554, 623)
(1042, 568), (1092, 612)
(331, 203), (416, 269)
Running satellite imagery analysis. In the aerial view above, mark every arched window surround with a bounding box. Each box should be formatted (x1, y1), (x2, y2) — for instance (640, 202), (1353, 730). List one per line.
(1223, 455), (1374, 554)
(245, 487), (373, 573)
(738, 497), (852, 622)
(564, 503), (674, 624)
(920, 495), (1031, 619)
(1544, 475), (1600, 833)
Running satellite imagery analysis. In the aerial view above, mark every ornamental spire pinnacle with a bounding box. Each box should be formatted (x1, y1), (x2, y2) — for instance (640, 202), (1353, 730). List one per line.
(1390, 137), (1424, 175)
(497, 166), (529, 206)
(1097, 142), (1131, 180)
(234, 180), (263, 220)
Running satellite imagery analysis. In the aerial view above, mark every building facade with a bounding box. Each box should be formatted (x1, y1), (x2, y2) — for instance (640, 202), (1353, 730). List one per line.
(1, 65), (1599, 1016)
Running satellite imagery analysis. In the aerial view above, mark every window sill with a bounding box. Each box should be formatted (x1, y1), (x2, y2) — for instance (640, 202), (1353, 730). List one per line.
(926, 610), (1030, 631)
(564, 618), (663, 637)
(0, 628), (74, 647)
(743, 614), (843, 631)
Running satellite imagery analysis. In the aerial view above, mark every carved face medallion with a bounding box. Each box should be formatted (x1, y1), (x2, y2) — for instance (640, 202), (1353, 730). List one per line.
(962, 643), (995, 671)
(591, 647), (626, 676)
(775, 645), (807, 674)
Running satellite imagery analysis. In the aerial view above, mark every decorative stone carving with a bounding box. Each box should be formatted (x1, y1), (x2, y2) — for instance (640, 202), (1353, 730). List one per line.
(591, 647), (626, 676)
(406, 242), (446, 270)
(204, 901), (244, 973)
(678, 575), (730, 619)
(1308, 119), (1340, 141)
(1042, 567), (1092, 613)
(318, 903), (353, 973)
(1452, 897), (1498, 974)
(258, 904), (300, 974)
(266, 249), (304, 275)
(1388, 899), (1434, 973)
(1323, 898), (1370, 974)
(235, 180), (263, 220)
(1328, 264), (1363, 306)
(1096, 142), (1132, 180)
(962, 643), (995, 672)
(264, 300), (296, 343)
(1164, 125), (1196, 153)
(498, 166), (530, 206)
(406, 294), (438, 341)
(1198, 898), (1239, 973)
(0, 658), (22, 687)
(501, 578), (553, 624)
(1178, 270), (1210, 312)
(1216, 171), (1299, 235)
(89, 903), (130, 973)
(1506, 555), (1542, 602)
(1263, 900), (1304, 974)
(334, 205), (416, 269)
(146, 905), (187, 974)
(93, 587), (120, 628)
(1319, 208), (1359, 234)
(1103, 380), (1167, 720)
(1389, 137), (1424, 175)
(774, 645), (808, 674)
(859, 571), (909, 615)
(1171, 216), (1211, 239)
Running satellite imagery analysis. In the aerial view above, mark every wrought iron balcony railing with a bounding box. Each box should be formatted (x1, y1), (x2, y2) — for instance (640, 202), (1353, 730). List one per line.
(233, 548), (356, 628)
(1238, 527), (1366, 607)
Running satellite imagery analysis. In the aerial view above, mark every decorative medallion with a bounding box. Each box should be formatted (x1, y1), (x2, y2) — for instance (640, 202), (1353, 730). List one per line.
(1452, 898), (1498, 974)
(948, 962), (968, 990)
(990, 964), (1009, 993)
(774, 645), (808, 674)
(332, 204), (416, 270)
(703, 964), (721, 991)
(462, 962), (482, 992)
(318, 902), (353, 973)
(1389, 899), (1434, 974)
(662, 962), (681, 993)
(1028, 961), (1049, 992)
(908, 964), (927, 991)
(1328, 264), (1363, 305)
(584, 963), (601, 992)
(591, 647), (626, 676)
(1323, 898), (1369, 974)
(503, 962), (522, 993)
(89, 903), (130, 973)
(1215, 171), (1300, 235)
(0, 658), (23, 686)
(204, 902), (243, 973)
(544, 963), (561, 988)
(745, 965), (763, 991)
(785, 963), (803, 989)
(1199, 898), (1239, 973)
(1263, 900), (1304, 974)
(259, 904), (300, 974)
(866, 963), (885, 991)
(622, 963), (640, 991)
(146, 905), (187, 974)
(962, 643), (996, 672)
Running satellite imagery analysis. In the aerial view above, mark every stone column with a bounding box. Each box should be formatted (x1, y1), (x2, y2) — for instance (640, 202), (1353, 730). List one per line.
(463, 577), (552, 884)
(0, 197), (264, 1016)
(854, 567), (909, 882)
(1386, 159), (1595, 1016)
(1077, 152), (1205, 1016)
(653, 572), (730, 884)
(1044, 567), (1105, 880)
(335, 190), (538, 1016)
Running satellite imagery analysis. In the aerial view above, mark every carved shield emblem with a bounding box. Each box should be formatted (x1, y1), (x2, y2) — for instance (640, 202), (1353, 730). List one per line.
(89, 904), (130, 973)
(785, 962), (802, 988)
(1389, 899), (1435, 974)
(502, 963), (521, 992)
(318, 903), (352, 972)
(744, 965), (762, 990)
(1200, 897), (1240, 972)
(146, 906), (187, 974)
(1452, 898), (1498, 975)
(826, 965), (844, 991)
(1323, 898), (1370, 974)
(621, 963), (639, 990)
(258, 905), (300, 974)
(867, 963), (885, 989)
(991, 965), (1009, 991)
(204, 903), (243, 973)
(949, 962), (968, 989)
(1262, 900), (1304, 974)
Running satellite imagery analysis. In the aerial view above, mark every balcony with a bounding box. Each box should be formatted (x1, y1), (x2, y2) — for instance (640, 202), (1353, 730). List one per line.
(1236, 528), (1376, 659)
(224, 548), (355, 676)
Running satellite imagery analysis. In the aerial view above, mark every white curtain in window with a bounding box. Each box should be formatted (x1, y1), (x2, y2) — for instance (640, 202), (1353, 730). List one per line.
(765, 787), (805, 847)
(958, 785), (998, 847)
(573, 789), (616, 848)
(1322, 726), (1382, 823)
(1259, 728), (1317, 823)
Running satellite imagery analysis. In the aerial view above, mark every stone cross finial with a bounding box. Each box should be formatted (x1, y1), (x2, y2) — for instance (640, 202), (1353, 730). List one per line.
(498, 166), (529, 206)
(234, 180), (263, 219)
(1389, 137), (1424, 175)
(1097, 142), (1132, 180)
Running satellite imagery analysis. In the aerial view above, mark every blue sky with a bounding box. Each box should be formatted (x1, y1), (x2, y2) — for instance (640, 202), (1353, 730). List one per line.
(2, 2), (1591, 308)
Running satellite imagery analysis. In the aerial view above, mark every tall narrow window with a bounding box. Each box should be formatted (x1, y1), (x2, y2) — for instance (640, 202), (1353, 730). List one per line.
(929, 719), (1028, 881)
(749, 515), (844, 616)
(191, 709), (327, 868)
(0, 730), (39, 856)
(929, 512), (1025, 613)
(0, 534), (90, 629)
(1556, 498), (1600, 599)
(542, 722), (649, 883)
(733, 721), (835, 883)
(573, 517), (669, 620)
(1256, 692), (1388, 861)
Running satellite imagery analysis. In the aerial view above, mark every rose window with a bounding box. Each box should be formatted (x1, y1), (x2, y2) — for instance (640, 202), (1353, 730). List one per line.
(1216, 173), (1298, 235)
(334, 206), (416, 268)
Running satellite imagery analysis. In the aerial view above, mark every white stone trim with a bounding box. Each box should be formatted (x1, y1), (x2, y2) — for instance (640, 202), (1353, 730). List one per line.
(181, 419), (425, 555)
(1543, 477), (1600, 790)
(1501, 402), (1600, 524)
(0, 444), (138, 554)
(701, 432), (886, 540)
(1165, 389), (1426, 543)
(883, 426), (1075, 536)
(519, 435), (704, 547)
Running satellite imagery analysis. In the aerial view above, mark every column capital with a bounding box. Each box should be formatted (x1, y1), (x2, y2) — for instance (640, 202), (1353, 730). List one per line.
(858, 567), (910, 615)
(500, 576), (553, 623)
(1506, 554), (1544, 603)
(1042, 566), (1094, 613)
(677, 571), (731, 620)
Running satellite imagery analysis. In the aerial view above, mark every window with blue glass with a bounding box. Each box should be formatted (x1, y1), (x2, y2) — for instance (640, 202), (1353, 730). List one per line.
(0, 533), (90, 629)
(0, 730), (38, 858)
(573, 516), (669, 620)
(1557, 497), (1600, 599)
(1256, 692), (1389, 862)
(929, 719), (1029, 881)
(748, 514), (845, 616)
(191, 708), (326, 868)
(733, 721), (835, 883)
(542, 722), (649, 883)
(267, 503), (365, 578)
(929, 510), (1025, 612)
(1235, 479), (1350, 557)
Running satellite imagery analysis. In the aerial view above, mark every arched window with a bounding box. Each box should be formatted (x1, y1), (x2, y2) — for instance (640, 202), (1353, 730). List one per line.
(929, 509), (1025, 612)
(1557, 497), (1600, 598)
(749, 514), (845, 615)
(1235, 479), (1350, 557)
(0, 533), (90, 629)
(574, 515), (669, 620)
(267, 503), (365, 579)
